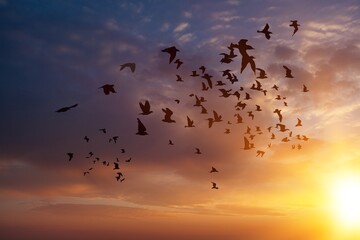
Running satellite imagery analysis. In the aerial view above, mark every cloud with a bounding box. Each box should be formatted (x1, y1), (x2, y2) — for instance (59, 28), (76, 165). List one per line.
(212, 11), (241, 22)
(160, 22), (170, 32)
(173, 22), (189, 33)
(177, 33), (194, 44)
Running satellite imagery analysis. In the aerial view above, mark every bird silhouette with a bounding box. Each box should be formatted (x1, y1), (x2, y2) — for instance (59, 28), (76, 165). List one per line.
(244, 92), (252, 100)
(162, 108), (176, 123)
(206, 118), (214, 128)
(224, 129), (230, 134)
(84, 136), (89, 143)
(210, 167), (218, 173)
(86, 152), (94, 158)
(162, 46), (179, 63)
(113, 162), (119, 170)
(234, 114), (243, 124)
(139, 100), (153, 115)
(295, 118), (302, 127)
(185, 116), (195, 127)
(125, 157), (132, 162)
(302, 135), (309, 141)
(289, 20), (300, 36)
(195, 148), (201, 154)
(213, 111), (222, 122)
(283, 65), (294, 78)
(121, 149), (125, 153)
(84, 171), (90, 176)
(190, 71), (200, 77)
(67, 153), (74, 161)
(99, 84), (116, 95)
(112, 136), (119, 143)
(272, 84), (279, 91)
(240, 55), (256, 74)
(219, 88), (232, 98)
(273, 109), (283, 122)
(303, 84), (309, 92)
(256, 150), (265, 157)
(211, 182), (219, 189)
(99, 128), (106, 134)
(169, 140), (174, 145)
(248, 111), (254, 120)
(276, 124), (289, 132)
(174, 99), (180, 104)
(136, 118), (148, 135)
(243, 137), (252, 150)
(201, 82), (209, 91)
(56, 104), (78, 113)
(119, 62), (136, 72)
(216, 80), (226, 86)
(256, 68), (268, 79)
(200, 105), (208, 114)
(281, 137), (290, 142)
(235, 101), (246, 110)
(257, 23), (272, 39)
(176, 74), (184, 82)
(255, 105), (262, 111)
(199, 66), (206, 73)
(201, 73), (213, 89)
(174, 59), (183, 69)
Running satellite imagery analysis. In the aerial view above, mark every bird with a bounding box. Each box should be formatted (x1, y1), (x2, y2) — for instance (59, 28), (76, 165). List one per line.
(99, 128), (106, 134)
(195, 148), (201, 154)
(256, 68), (268, 79)
(232, 91), (240, 100)
(210, 167), (219, 173)
(185, 116), (195, 128)
(162, 108), (176, 123)
(237, 39), (255, 56)
(99, 84), (116, 95)
(283, 65), (294, 78)
(271, 133), (276, 139)
(272, 84), (279, 91)
(244, 92), (252, 100)
(174, 59), (183, 69)
(211, 182), (219, 189)
(174, 99), (180, 104)
(234, 114), (243, 124)
(169, 140), (174, 145)
(201, 73), (213, 89)
(273, 109), (283, 122)
(67, 153), (74, 161)
(206, 118), (214, 128)
(213, 111), (222, 122)
(235, 101), (246, 110)
(84, 136), (89, 143)
(276, 124), (289, 132)
(125, 157), (132, 162)
(84, 171), (90, 176)
(86, 152), (94, 158)
(295, 118), (302, 127)
(243, 137), (252, 150)
(113, 162), (120, 170)
(139, 100), (153, 115)
(199, 66), (206, 73)
(282, 137), (290, 142)
(257, 23), (272, 39)
(112, 136), (119, 143)
(121, 149), (125, 153)
(248, 111), (254, 120)
(200, 105), (207, 114)
(119, 62), (136, 72)
(289, 20), (300, 36)
(136, 118), (148, 135)
(176, 74), (183, 82)
(190, 71), (200, 77)
(219, 88), (232, 98)
(302, 135), (309, 141)
(115, 172), (124, 181)
(56, 104), (78, 113)
(255, 105), (262, 111)
(303, 84), (309, 92)
(240, 55), (256, 74)
(201, 82), (209, 91)
(216, 80), (226, 86)
(256, 150), (265, 157)
(162, 46), (179, 63)
(224, 129), (230, 134)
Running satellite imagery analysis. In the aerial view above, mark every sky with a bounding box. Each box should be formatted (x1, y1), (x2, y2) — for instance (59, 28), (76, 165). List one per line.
(0, 0), (360, 239)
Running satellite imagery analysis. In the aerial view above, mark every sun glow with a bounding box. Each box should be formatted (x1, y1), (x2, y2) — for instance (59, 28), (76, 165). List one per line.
(331, 175), (360, 228)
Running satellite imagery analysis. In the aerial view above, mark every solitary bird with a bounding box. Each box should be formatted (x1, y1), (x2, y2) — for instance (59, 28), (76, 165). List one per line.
(119, 62), (136, 73)
(257, 23), (272, 40)
(185, 116), (195, 128)
(176, 74), (183, 82)
(283, 65), (294, 78)
(195, 148), (201, 154)
(289, 20), (300, 36)
(113, 162), (119, 170)
(162, 108), (176, 123)
(56, 104), (78, 113)
(295, 118), (302, 127)
(139, 100), (153, 115)
(276, 123), (289, 132)
(67, 152), (74, 161)
(161, 46), (179, 63)
(136, 118), (148, 135)
(99, 128), (106, 134)
(211, 182), (219, 189)
(256, 150), (265, 157)
(272, 84), (279, 91)
(84, 136), (89, 143)
(256, 68), (268, 79)
(303, 84), (309, 92)
(210, 167), (219, 173)
(125, 157), (132, 162)
(99, 84), (116, 95)
(169, 140), (174, 145)
(174, 59), (183, 69)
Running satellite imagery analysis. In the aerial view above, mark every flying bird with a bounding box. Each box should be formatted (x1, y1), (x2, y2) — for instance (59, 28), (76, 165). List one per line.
(257, 23), (272, 40)
(195, 148), (201, 154)
(56, 104), (78, 113)
(200, 105), (207, 114)
(199, 65), (206, 73)
(276, 124), (289, 132)
(256, 68), (268, 79)
(283, 65), (294, 78)
(113, 162), (120, 170)
(136, 118), (148, 135)
(119, 62), (136, 73)
(211, 182), (219, 189)
(185, 116), (195, 128)
(273, 109), (283, 122)
(174, 99), (180, 104)
(210, 167), (219, 173)
(99, 84), (116, 95)
(139, 100), (153, 115)
(256, 150), (265, 157)
(303, 84), (309, 92)
(295, 118), (302, 127)
(162, 46), (179, 63)
(272, 84), (279, 91)
(86, 152), (94, 158)
(240, 55), (256, 74)
(162, 108), (176, 123)
(84, 136), (89, 143)
(289, 20), (300, 36)
(99, 128), (106, 134)
(67, 153), (74, 161)
(174, 59), (183, 69)
(125, 157), (132, 162)
(213, 110), (222, 122)
(176, 74), (184, 82)
(169, 140), (174, 145)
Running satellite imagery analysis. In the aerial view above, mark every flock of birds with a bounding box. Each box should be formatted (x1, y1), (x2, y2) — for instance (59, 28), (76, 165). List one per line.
(57, 20), (308, 190)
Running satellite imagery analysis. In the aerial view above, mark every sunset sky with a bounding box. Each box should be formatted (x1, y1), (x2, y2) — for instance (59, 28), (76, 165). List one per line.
(1, 0), (360, 239)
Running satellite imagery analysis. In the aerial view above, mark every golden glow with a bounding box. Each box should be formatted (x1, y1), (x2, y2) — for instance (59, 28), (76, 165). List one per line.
(331, 175), (360, 229)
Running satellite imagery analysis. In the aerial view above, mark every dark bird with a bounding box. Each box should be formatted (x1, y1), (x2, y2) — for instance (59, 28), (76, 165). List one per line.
(224, 129), (230, 134)
(213, 111), (222, 122)
(211, 182), (219, 189)
(84, 136), (89, 143)
(121, 149), (125, 153)
(201, 82), (209, 91)
(193, 95), (202, 107)
(276, 124), (289, 132)
(139, 100), (153, 115)
(136, 118), (148, 135)
(206, 118), (214, 128)
(272, 84), (279, 91)
(244, 92), (252, 100)
(220, 53), (235, 64)
(302, 135), (309, 141)
(243, 137), (252, 150)
(174, 59), (183, 69)
(185, 116), (195, 128)
(298, 144), (302, 150)
(190, 71), (200, 77)
(234, 114), (243, 124)
(175, 99), (180, 104)
(235, 101), (246, 110)
(229, 74), (239, 84)
(169, 140), (174, 145)
(271, 133), (276, 139)
(115, 172), (124, 181)
(84, 171), (90, 176)
(233, 91), (240, 100)
(199, 66), (206, 73)
(296, 118), (302, 127)
(162, 46), (179, 63)
(255, 105), (262, 111)
(245, 126), (251, 135)
(200, 105), (208, 114)
(99, 84), (116, 95)
(281, 137), (290, 142)
(256, 150), (265, 157)
(240, 55), (256, 74)
(219, 88), (232, 98)
(67, 153), (74, 161)
(113, 162), (120, 170)
(162, 108), (176, 123)
(283, 65), (294, 78)
(289, 20), (300, 36)
(256, 68), (268, 79)
(257, 23), (272, 39)
(119, 62), (136, 73)
(216, 80), (226, 86)
(125, 157), (132, 162)
(237, 39), (255, 56)
(273, 109), (283, 122)
(210, 167), (219, 173)
(262, 90), (267, 96)
(86, 152), (94, 158)
(275, 95), (282, 100)
(284, 101), (288, 107)
(99, 128), (106, 134)
(112, 136), (119, 143)
(303, 84), (309, 92)
(201, 73), (213, 89)
(248, 111), (254, 120)
(176, 74), (184, 82)
(56, 104), (78, 113)
(195, 148), (201, 154)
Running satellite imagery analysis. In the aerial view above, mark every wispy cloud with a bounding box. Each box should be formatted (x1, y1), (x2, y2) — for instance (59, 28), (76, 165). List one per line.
(173, 22), (189, 33)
